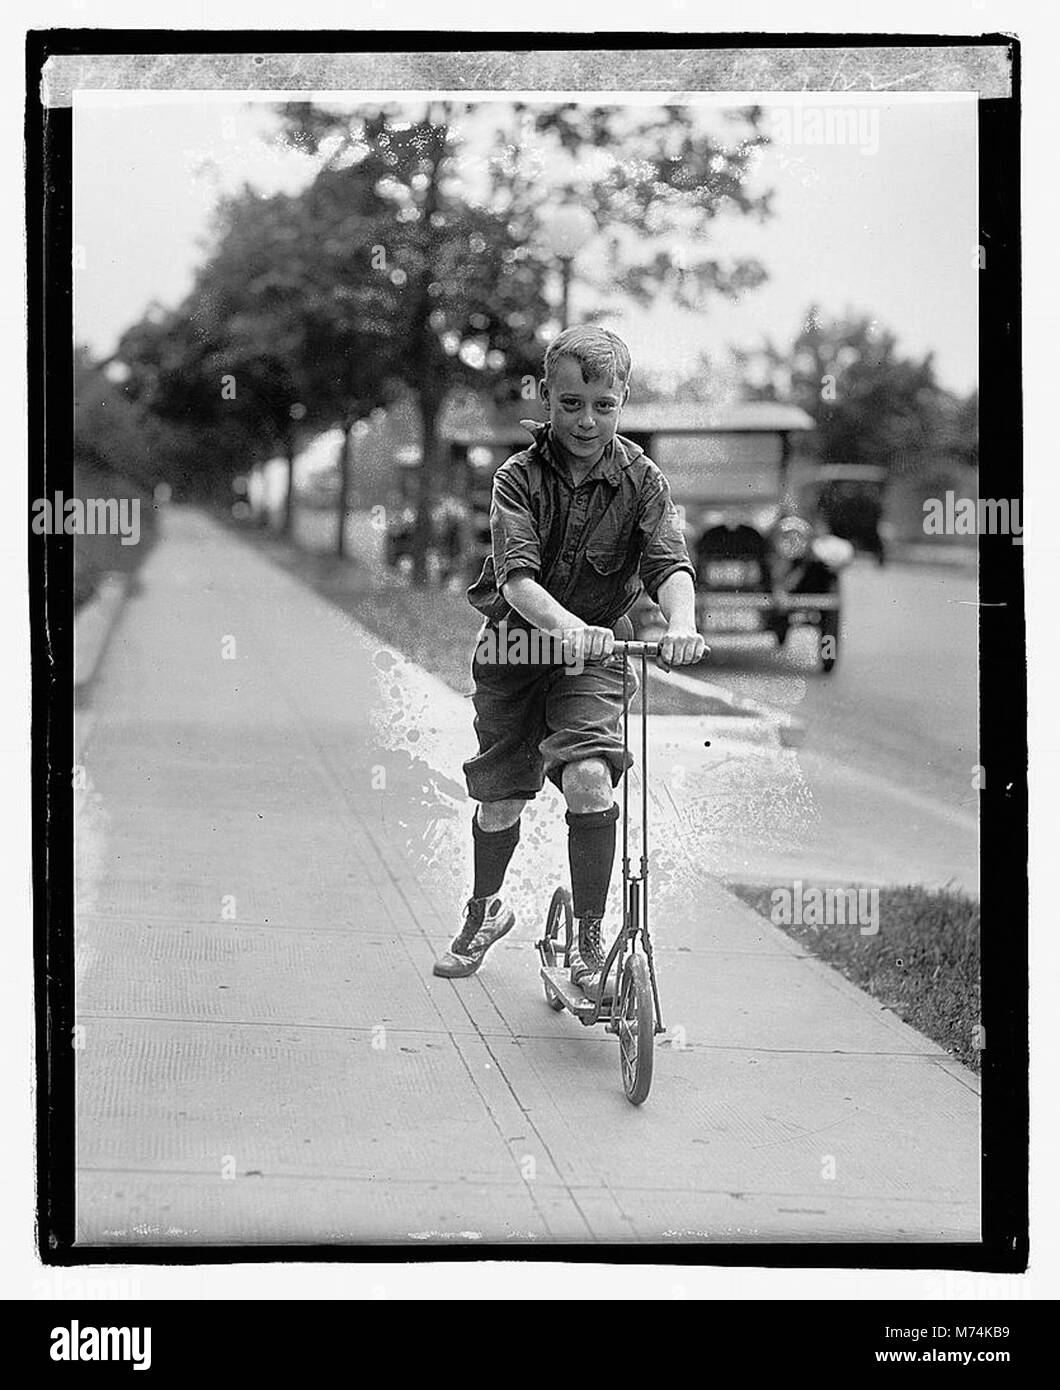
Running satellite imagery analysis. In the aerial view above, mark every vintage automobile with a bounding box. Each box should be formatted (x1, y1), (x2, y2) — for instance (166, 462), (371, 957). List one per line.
(619, 403), (854, 674)
(800, 462), (890, 566)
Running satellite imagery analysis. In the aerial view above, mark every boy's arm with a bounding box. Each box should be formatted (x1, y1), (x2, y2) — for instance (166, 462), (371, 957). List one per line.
(501, 572), (615, 663)
(639, 470), (707, 668)
(655, 570), (707, 668)
(490, 465), (541, 588)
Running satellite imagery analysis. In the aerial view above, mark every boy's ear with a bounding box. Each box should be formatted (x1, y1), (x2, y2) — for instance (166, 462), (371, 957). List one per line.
(538, 376), (550, 407)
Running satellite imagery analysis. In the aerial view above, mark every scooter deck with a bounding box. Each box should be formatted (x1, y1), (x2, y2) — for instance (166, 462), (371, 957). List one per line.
(540, 965), (598, 1019)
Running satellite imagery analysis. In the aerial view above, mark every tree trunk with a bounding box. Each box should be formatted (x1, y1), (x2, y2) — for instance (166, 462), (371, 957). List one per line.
(282, 443), (296, 536)
(410, 390), (441, 588)
(407, 103), (450, 590)
(336, 416), (354, 558)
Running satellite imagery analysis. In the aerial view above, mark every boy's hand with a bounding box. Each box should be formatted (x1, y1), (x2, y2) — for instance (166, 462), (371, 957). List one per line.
(560, 625), (615, 665)
(658, 628), (708, 671)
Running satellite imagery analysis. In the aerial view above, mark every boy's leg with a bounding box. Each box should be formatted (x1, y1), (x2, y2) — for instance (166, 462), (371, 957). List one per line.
(437, 651), (546, 979)
(432, 799), (526, 979)
(473, 799), (524, 896)
(542, 654), (640, 1000)
(563, 758), (619, 917)
(562, 760), (620, 1000)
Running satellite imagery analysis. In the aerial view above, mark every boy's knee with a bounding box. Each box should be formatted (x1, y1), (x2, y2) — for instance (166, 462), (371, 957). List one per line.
(561, 758), (613, 812)
(476, 799), (526, 831)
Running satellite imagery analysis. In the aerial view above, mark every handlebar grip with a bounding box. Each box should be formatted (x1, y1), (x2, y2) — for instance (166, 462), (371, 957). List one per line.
(612, 640), (660, 656)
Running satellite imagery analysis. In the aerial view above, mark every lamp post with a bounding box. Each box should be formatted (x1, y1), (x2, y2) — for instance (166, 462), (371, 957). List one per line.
(540, 201), (596, 327)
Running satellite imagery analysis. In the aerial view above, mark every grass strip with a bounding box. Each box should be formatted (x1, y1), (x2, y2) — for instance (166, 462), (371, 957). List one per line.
(730, 882), (981, 1072)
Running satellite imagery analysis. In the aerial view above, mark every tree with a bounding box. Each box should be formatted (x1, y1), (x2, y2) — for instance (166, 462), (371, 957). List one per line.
(118, 172), (407, 543)
(75, 345), (167, 489)
(735, 306), (976, 469)
(290, 164), (405, 553)
(183, 189), (329, 532)
(115, 297), (277, 507)
(523, 103), (771, 310)
(279, 103), (552, 582)
(276, 100), (774, 584)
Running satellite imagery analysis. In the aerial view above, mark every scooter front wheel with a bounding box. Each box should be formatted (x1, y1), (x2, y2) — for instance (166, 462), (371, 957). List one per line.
(541, 886), (572, 1011)
(617, 954), (655, 1105)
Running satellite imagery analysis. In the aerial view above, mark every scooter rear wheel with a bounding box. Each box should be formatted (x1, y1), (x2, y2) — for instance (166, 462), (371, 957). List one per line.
(542, 886), (572, 1011)
(617, 954), (655, 1105)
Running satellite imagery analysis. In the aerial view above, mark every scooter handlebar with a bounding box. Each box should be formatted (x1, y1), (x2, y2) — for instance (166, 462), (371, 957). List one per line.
(611, 640), (660, 657)
(610, 638), (710, 664)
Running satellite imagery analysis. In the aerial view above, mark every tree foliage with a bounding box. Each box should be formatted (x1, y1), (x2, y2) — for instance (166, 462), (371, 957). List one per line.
(115, 101), (775, 576)
(736, 306), (977, 470)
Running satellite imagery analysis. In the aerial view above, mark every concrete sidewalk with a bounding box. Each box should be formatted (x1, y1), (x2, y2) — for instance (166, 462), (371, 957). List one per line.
(74, 508), (979, 1245)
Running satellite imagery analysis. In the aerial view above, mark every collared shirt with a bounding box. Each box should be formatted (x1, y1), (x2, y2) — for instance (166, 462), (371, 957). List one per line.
(467, 420), (695, 628)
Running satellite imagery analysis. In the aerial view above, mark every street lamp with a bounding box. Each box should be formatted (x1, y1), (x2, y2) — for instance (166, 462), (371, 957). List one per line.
(540, 201), (596, 326)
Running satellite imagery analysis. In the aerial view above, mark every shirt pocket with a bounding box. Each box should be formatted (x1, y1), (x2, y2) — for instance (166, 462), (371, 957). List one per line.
(585, 545), (626, 576)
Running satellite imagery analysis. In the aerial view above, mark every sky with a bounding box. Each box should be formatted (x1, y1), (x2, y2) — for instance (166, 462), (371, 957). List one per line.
(73, 92), (977, 396)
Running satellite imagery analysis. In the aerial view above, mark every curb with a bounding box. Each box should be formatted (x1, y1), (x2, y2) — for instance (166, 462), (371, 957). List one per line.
(680, 714), (802, 749)
(646, 664), (806, 748)
(715, 880), (982, 1089)
(74, 573), (130, 708)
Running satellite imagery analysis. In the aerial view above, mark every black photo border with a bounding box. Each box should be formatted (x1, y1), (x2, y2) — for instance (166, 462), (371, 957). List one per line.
(27, 27), (1026, 1272)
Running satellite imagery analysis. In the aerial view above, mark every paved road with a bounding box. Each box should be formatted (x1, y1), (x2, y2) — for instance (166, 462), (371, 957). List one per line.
(639, 560), (979, 892)
(72, 508), (979, 1245)
(689, 558), (979, 811)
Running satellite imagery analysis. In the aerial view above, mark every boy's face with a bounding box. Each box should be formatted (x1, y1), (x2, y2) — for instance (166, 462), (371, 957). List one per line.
(540, 356), (629, 467)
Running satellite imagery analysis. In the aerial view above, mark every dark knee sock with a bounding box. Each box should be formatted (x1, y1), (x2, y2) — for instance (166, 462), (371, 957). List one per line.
(472, 812), (521, 898)
(566, 804), (619, 919)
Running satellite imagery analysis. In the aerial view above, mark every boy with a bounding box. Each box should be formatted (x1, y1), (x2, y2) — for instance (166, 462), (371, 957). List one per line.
(434, 326), (705, 1000)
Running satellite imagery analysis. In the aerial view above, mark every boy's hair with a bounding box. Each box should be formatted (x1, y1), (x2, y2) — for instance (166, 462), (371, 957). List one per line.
(543, 326), (632, 388)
